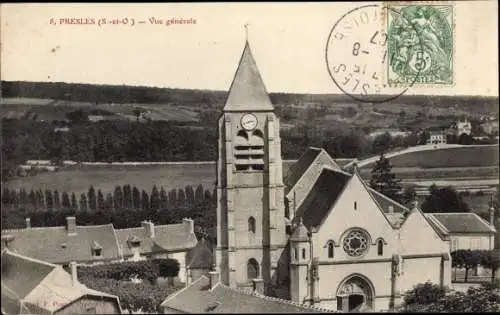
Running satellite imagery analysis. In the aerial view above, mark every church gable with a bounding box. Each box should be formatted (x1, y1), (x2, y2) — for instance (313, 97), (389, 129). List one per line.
(398, 207), (450, 255)
(312, 170), (398, 259)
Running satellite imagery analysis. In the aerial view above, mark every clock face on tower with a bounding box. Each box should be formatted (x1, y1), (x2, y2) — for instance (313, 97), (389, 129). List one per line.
(240, 113), (258, 131)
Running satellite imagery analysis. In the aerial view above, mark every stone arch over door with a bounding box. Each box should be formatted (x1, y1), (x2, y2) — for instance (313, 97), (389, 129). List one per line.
(336, 273), (375, 312)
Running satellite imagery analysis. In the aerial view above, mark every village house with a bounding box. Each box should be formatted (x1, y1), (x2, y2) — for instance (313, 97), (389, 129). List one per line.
(1, 217), (197, 283)
(426, 131), (447, 145)
(425, 212), (497, 252)
(1, 249), (122, 315)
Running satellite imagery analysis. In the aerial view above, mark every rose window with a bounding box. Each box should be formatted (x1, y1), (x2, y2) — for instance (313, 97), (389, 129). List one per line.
(343, 229), (369, 257)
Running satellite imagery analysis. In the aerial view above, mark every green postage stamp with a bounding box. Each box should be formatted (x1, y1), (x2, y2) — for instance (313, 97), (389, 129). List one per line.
(387, 3), (454, 86)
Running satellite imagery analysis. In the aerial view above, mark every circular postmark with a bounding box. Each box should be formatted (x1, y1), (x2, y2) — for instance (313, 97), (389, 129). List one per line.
(325, 4), (424, 103)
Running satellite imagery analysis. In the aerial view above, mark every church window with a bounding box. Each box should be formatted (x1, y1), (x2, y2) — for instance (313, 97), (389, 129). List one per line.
(234, 129), (264, 171)
(342, 229), (370, 257)
(248, 217), (256, 233)
(328, 242), (334, 258)
(377, 239), (384, 256)
(354, 201), (357, 210)
(247, 258), (259, 280)
(302, 248), (306, 260)
(294, 248), (298, 260)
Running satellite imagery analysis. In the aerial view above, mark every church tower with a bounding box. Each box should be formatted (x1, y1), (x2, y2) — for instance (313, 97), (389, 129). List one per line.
(215, 40), (287, 292)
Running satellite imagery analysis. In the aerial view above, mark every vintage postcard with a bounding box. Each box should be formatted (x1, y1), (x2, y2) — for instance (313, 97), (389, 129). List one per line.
(1, 2), (498, 314)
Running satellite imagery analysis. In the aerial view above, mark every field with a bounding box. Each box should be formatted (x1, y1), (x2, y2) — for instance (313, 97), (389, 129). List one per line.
(0, 98), (199, 122)
(359, 145), (499, 169)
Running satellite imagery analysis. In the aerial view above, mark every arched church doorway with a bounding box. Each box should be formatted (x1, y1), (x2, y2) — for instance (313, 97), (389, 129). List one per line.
(336, 274), (374, 312)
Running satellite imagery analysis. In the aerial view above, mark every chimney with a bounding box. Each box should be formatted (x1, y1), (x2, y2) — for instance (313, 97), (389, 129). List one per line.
(69, 261), (78, 287)
(208, 271), (219, 290)
(183, 218), (194, 234)
(25, 218), (31, 229)
(252, 278), (264, 295)
(142, 221), (155, 238)
(66, 217), (76, 235)
(490, 205), (495, 226)
(388, 206), (394, 214)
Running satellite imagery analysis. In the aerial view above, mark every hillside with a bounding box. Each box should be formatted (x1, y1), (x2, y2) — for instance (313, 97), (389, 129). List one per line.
(2, 81), (499, 114)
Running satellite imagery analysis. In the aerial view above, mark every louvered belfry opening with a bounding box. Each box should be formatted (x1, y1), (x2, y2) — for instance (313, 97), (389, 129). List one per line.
(234, 129), (265, 171)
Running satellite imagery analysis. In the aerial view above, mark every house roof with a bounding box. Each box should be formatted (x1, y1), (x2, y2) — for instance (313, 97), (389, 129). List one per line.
(115, 223), (198, 257)
(425, 213), (496, 234)
(295, 168), (351, 229)
(1, 224), (121, 264)
(160, 275), (333, 313)
(1, 250), (121, 314)
(186, 238), (214, 270)
(223, 41), (274, 112)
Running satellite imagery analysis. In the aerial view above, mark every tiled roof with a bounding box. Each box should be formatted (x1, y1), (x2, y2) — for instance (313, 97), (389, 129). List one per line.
(1, 249), (56, 298)
(296, 169), (351, 229)
(1, 224), (121, 264)
(160, 275), (334, 313)
(284, 148), (323, 193)
(186, 238), (214, 270)
(223, 41), (274, 112)
(115, 223), (197, 257)
(425, 213), (496, 234)
(1, 250), (121, 314)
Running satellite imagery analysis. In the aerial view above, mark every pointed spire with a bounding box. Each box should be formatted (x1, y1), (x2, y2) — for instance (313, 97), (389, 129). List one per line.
(223, 40), (274, 112)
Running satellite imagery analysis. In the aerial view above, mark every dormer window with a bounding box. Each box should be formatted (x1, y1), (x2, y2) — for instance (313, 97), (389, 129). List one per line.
(127, 236), (141, 248)
(91, 240), (103, 257)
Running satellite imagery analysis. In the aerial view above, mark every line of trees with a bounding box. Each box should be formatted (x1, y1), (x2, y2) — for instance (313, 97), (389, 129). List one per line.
(451, 249), (500, 283)
(1, 184), (218, 243)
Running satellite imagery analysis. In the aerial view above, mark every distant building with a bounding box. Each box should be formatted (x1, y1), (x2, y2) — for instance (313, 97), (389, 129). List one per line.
(1, 249), (122, 315)
(449, 118), (472, 137)
(1, 217), (197, 283)
(426, 131), (447, 145)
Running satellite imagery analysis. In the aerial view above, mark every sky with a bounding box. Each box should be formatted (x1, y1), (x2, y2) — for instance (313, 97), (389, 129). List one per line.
(1, 2), (498, 96)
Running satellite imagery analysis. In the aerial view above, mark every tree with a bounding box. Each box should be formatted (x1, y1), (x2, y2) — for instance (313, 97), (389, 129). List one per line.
(141, 190), (150, 210)
(45, 189), (54, 211)
(88, 185), (97, 211)
(451, 250), (482, 283)
(401, 185), (417, 206)
(62, 191), (71, 210)
(421, 186), (470, 213)
(159, 186), (168, 210)
(372, 132), (392, 154)
(177, 188), (186, 208)
(185, 186), (195, 208)
(480, 250), (500, 282)
(168, 189), (177, 208)
(105, 193), (113, 212)
(53, 190), (61, 211)
(132, 186), (141, 210)
(113, 186), (123, 210)
(123, 185), (132, 209)
(370, 154), (403, 202)
(79, 193), (88, 212)
(36, 189), (45, 211)
(97, 189), (105, 211)
(28, 189), (37, 211)
(195, 184), (204, 205)
(150, 185), (160, 210)
(71, 192), (78, 212)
